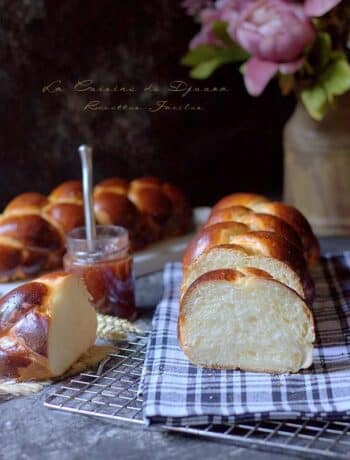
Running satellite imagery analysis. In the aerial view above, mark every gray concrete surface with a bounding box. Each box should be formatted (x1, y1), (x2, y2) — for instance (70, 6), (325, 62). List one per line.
(1, 237), (349, 460)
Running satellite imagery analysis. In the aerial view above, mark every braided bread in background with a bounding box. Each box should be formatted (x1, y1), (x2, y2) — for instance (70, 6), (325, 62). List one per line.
(179, 193), (319, 374)
(0, 177), (192, 282)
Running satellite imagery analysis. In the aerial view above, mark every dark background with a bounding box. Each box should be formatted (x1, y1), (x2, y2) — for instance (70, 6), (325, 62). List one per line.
(0, 0), (295, 209)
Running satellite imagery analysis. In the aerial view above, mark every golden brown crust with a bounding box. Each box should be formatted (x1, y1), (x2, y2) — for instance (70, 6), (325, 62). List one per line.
(0, 177), (192, 282)
(228, 231), (314, 301)
(5, 193), (48, 215)
(0, 273), (76, 379)
(0, 243), (23, 282)
(183, 222), (247, 267)
(0, 214), (63, 251)
(93, 176), (192, 246)
(0, 281), (49, 333)
(43, 202), (85, 234)
(211, 193), (269, 214)
(0, 337), (36, 379)
(94, 192), (140, 227)
(179, 192), (318, 373)
(183, 228), (314, 303)
(238, 267), (273, 279)
(206, 206), (303, 250)
(128, 186), (173, 224)
(187, 268), (246, 286)
(49, 180), (83, 203)
(130, 176), (163, 188)
(226, 231), (306, 272)
(0, 272), (93, 380)
(251, 202), (320, 267)
(94, 178), (129, 196)
(208, 193), (319, 267)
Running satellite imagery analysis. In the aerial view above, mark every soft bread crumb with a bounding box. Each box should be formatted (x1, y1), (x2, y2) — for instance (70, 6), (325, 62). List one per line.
(179, 273), (314, 373)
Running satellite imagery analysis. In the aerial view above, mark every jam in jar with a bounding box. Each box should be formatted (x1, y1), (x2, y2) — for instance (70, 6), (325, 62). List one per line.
(64, 225), (136, 320)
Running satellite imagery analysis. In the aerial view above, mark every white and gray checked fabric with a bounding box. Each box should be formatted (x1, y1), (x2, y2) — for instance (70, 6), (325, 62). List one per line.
(140, 254), (350, 426)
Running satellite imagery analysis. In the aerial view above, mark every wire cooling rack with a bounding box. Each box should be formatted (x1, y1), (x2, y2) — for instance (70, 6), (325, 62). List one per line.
(45, 332), (350, 459)
(45, 332), (148, 423)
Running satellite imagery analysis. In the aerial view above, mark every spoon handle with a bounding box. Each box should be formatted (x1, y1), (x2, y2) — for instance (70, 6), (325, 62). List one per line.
(78, 144), (96, 249)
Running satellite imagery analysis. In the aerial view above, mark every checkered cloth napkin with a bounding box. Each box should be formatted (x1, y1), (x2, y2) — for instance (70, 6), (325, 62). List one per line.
(140, 253), (350, 426)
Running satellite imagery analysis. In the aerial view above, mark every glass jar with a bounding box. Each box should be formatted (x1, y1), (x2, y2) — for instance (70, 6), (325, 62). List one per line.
(64, 225), (136, 320)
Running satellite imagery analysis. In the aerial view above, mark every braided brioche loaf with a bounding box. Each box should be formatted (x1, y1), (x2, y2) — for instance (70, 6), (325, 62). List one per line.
(179, 193), (318, 374)
(0, 177), (192, 282)
(0, 272), (97, 380)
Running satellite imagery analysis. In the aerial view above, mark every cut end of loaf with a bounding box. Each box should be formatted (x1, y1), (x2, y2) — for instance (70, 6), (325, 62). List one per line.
(46, 274), (97, 377)
(0, 272), (97, 381)
(179, 271), (314, 374)
(181, 245), (306, 301)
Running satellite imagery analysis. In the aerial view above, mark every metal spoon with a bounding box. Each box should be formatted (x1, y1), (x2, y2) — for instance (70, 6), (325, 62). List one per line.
(78, 144), (96, 251)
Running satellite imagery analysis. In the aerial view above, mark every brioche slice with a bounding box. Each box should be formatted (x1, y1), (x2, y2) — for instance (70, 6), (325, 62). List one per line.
(210, 194), (319, 267)
(179, 269), (314, 373)
(250, 202), (320, 267)
(206, 206), (303, 250)
(181, 245), (306, 300)
(183, 228), (314, 302)
(183, 222), (248, 267)
(0, 272), (97, 380)
(184, 227), (306, 274)
(226, 232), (315, 302)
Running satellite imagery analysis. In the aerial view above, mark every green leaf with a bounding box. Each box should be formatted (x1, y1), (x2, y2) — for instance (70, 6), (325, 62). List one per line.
(304, 32), (332, 78)
(301, 86), (328, 121)
(312, 32), (332, 69)
(182, 44), (249, 67)
(190, 58), (227, 79)
(303, 60), (315, 76)
(182, 45), (224, 67)
(330, 50), (346, 61)
(301, 56), (350, 120)
(322, 58), (350, 102)
(212, 20), (233, 45)
(182, 44), (249, 79)
(318, 32), (332, 69)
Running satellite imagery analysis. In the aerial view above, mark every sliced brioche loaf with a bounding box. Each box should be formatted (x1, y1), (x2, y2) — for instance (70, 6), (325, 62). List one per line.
(178, 269), (314, 373)
(210, 193), (319, 267)
(225, 232), (315, 302)
(206, 206), (303, 251)
(250, 202), (320, 267)
(181, 245), (306, 300)
(183, 228), (314, 312)
(184, 227), (306, 276)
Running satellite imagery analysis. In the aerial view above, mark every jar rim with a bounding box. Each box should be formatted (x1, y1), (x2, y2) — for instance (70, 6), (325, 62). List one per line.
(66, 225), (128, 243)
(65, 225), (130, 258)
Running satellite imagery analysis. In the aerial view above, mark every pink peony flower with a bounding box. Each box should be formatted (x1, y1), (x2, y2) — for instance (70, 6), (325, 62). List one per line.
(182, 0), (214, 16)
(304, 0), (342, 17)
(189, 8), (223, 49)
(189, 0), (252, 49)
(216, 0), (254, 23)
(231, 0), (316, 95)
